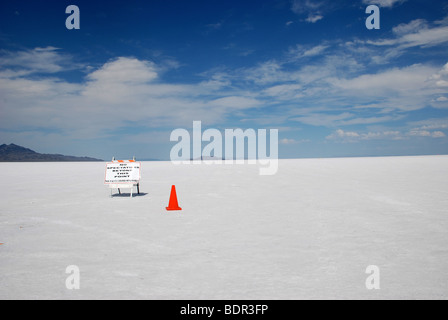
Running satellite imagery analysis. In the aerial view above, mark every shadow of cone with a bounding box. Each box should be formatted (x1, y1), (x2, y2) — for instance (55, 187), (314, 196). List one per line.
(166, 185), (182, 211)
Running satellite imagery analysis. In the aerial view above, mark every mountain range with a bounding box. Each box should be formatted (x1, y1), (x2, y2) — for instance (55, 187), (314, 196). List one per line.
(0, 144), (103, 162)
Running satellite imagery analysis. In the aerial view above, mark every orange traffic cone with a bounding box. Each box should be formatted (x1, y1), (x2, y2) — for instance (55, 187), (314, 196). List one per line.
(166, 185), (182, 211)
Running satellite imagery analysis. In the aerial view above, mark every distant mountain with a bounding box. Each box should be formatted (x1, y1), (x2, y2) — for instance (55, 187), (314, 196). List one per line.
(0, 144), (103, 162)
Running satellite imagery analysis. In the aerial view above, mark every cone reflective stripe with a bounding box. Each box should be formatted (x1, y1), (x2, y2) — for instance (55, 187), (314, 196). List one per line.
(166, 185), (182, 211)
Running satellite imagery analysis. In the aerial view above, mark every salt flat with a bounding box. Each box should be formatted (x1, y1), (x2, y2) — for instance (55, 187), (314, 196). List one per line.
(1, 156), (448, 300)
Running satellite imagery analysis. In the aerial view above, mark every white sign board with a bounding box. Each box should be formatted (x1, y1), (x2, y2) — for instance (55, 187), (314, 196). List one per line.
(104, 161), (141, 184)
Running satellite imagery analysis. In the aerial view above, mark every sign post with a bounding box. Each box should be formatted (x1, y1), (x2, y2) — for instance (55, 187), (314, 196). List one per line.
(104, 159), (141, 198)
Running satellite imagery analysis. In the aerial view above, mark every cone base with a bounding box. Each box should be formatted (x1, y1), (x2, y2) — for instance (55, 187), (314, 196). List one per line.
(166, 207), (182, 211)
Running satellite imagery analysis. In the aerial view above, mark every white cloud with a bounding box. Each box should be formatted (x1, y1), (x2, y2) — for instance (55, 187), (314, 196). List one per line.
(362, 131), (402, 140)
(407, 118), (448, 131)
(0, 47), (77, 75)
(367, 21), (448, 50)
(293, 113), (354, 127)
(1, 36), (446, 150)
(436, 80), (448, 87)
(362, 0), (407, 8)
(288, 44), (329, 60)
(291, 0), (326, 23)
(280, 138), (306, 145)
(291, 0), (324, 14)
(435, 16), (448, 26)
(208, 96), (261, 110)
(306, 14), (323, 23)
(441, 62), (448, 75)
(292, 112), (398, 127)
(199, 72), (231, 90)
(0, 51), (266, 141)
(237, 38), (446, 124)
(354, 17), (448, 66)
(432, 131), (446, 138)
(409, 130), (431, 137)
(326, 127), (446, 142)
(243, 60), (285, 84)
(392, 19), (428, 36)
(263, 84), (303, 100)
(230, 37), (448, 128)
(87, 57), (158, 84)
(404, 119), (447, 139)
(302, 44), (328, 57)
(428, 63), (448, 108)
(400, 26), (448, 48)
(408, 129), (446, 138)
(330, 63), (447, 112)
(326, 129), (360, 141)
(331, 64), (433, 91)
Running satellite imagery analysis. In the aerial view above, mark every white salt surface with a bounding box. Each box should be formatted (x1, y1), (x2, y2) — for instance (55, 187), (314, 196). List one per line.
(1, 156), (448, 299)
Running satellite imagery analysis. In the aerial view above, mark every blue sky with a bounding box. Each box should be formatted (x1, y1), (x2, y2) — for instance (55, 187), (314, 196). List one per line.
(1, 0), (448, 160)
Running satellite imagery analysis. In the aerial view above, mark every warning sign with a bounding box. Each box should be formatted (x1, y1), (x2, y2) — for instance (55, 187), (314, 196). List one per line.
(104, 161), (141, 184)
